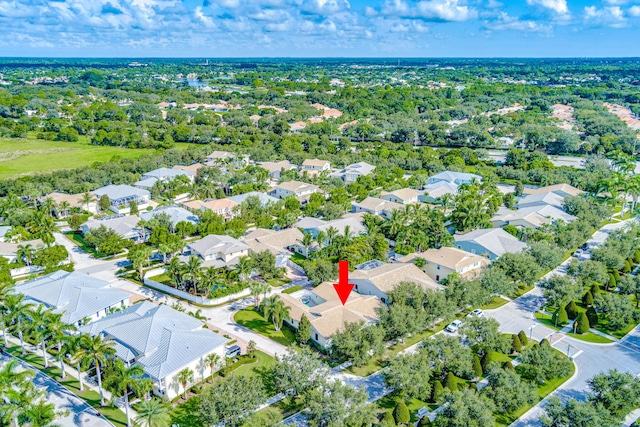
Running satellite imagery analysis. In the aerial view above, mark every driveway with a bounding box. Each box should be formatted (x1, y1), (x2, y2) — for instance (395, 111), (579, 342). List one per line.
(0, 353), (113, 427)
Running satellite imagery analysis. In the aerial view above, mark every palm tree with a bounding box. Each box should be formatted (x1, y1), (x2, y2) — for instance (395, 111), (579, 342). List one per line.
(28, 305), (57, 368)
(22, 396), (59, 427)
(81, 192), (94, 212)
(0, 359), (34, 427)
(39, 197), (56, 218)
(204, 353), (220, 383)
(343, 225), (354, 240)
(249, 281), (270, 308)
(79, 334), (116, 406)
(5, 293), (33, 354)
(0, 281), (15, 347)
(68, 334), (89, 391)
(262, 295), (291, 331)
(135, 398), (172, 427)
(167, 257), (184, 289)
(105, 359), (150, 427)
(16, 243), (35, 266)
(48, 316), (75, 379)
(183, 256), (203, 294)
(298, 231), (315, 258)
(436, 193), (455, 214)
(326, 226), (338, 247)
(232, 255), (253, 282)
(176, 367), (194, 399)
(316, 230), (327, 249)
(58, 200), (71, 218)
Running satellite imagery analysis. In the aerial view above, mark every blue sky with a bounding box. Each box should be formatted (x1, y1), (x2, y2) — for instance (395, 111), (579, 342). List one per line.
(0, 0), (639, 57)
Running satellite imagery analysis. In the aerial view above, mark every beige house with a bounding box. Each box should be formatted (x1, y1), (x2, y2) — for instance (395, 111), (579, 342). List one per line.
(352, 197), (404, 218)
(350, 261), (442, 302)
(400, 247), (489, 283)
(183, 199), (238, 220)
(380, 188), (420, 205)
(280, 282), (382, 348)
(301, 158), (331, 173)
(42, 192), (98, 215)
(259, 160), (297, 181)
(491, 210), (554, 229)
(172, 163), (204, 174)
(242, 228), (305, 262)
(270, 181), (321, 204)
(187, 234), (249, 265)
(523, 183), (584, 198)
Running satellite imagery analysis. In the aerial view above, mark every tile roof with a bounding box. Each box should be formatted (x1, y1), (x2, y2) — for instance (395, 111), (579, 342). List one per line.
(140, 206), (199, 227)
(454, 228), (527, 257)
(516, 205), (577, 223)
(428, 171), (481, 184)
(423, 181), (459, 198)
(259, 160), (297, 173)
(172, 163), (204, 174)
(523, 183), (584, 197)
(82, 215), (142, 238)
(352, 197), (404, 213)
(15, 270), (130, 325)
(183, 199), (238, 211)
(407, 247), (489, 271)
(0, 239), (45, 256)
(350, 262), (441, 293)
(302, 158), (330, 168)
(276, 181), (319, 193)
(242, 228), (303, 254)
(188, 234), (249, 258)
(381, 188), (420, 201)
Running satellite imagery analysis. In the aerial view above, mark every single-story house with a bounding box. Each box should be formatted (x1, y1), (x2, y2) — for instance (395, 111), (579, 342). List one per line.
(259, 160), (298, 181)
(226, 192), (279, 206)
(399, 247), (489, 282)
(380, 188), (420, 205)
(0, 239), (45, 263)
(522, 183), (584, 199)
(352, 197), (404, 218)
(517, 192), (566, 210)
(426, 171), (481, 186)
(15, 270), (130, 327)
(454, 228), (527, 260)
(205, 151), (249, 169)
(516, 205), (577, 223)
(242, 228), (305, 265)
(41, 192), (98, 215)
(134, 168), (195, 190)
(186, 234), (250, 267)
(172, 163), (204, 175)
(269, 181), (321, 204)
(296, 216), (366, 240)
(80, 215), (146, 243)
(300, 159), (331, 175)
(330, 162), (376, 183)
(92, 185), (150, 214)
(491, 209), (553, 229)
(139, 206), (199, 229)
(350, 261), (442, 302)
(421, 181), (459, 203)
(279, 282), (381, 348)
(81, 301), (227, 400)
(183, 199), (238, 221)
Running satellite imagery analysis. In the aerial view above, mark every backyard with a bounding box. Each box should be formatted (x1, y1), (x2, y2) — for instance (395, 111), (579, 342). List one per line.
(234, 307), (297, 347)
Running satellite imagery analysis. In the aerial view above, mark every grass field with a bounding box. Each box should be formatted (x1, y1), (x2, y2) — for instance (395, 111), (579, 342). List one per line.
(234, 308), (297, 347)
(0, 136), (191, 179)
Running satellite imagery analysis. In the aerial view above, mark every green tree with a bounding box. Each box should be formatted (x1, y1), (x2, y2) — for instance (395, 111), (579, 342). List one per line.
(78, 334), (116, 406)
(177, 367), (194, 399)
(586, 307), (599, 327)
(587, 369), (640, 419)
(272, 349), (329, 398)
(541, 397), (618, 427)
(511, 334), (523, 353)
(104, 359), (151, 426)
(393, 401), (410, 425)
(565, 301), (579, 320)
(383, 352), (432, 401)
(307, 380), (376, 427)
(518, 330), (529, 347)
(582, 291), (594, 307)
(204, 352), (220, 383)
(135, 398), (172, 427)
(553, 306), (569, 327)
(473, 355), (483, 378)
(197, 375), (266, 427)
(482, 366), (537, 413)
(296, 313), (311, 344)
(444, 372), (457, 391)
(261, 295), (291, 331)
(434, 389), (496, 427)
(575, 312), (590, 334)
(99, 194), (111, 210)
(431, 380), (444, 403)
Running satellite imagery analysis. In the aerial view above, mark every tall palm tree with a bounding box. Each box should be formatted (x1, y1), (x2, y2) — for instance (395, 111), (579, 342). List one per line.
(58, 200), (71, 218)
(105, 359), (150, 427)
(28, 305), (57, 368)
(298, 231), (315, 258)
(0, 281), (16, 347)
(315, 230), (327, 249)
(204, 353), (220, 383)
(81, 192), (94, 212)
(176, 367), (194, 399)
(16, 244), (35, 267)
(325, 226), (338, 247)
(135, 398), (172, 427)
(232, 255), (253, 282)
(39, 197), (56, 218)
(183, 256), (203, 294)
(79, 334), (116, 406)
(0, 359), (34, 427)
(262, 295), (291, 331)
(167, 257), (184, 289)
(5, 293), (34, 354)
(69, 334), (90, 391)
(249, 281), (270, 308)
(48, 316), (76, 379)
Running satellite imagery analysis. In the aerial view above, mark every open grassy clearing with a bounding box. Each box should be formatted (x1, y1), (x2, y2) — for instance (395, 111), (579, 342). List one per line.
(234, 308), (297, 347)
(0, 136), (191, 179)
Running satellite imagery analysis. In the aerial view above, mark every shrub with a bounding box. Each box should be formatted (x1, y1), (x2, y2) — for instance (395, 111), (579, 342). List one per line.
(418, 416), (432, 426)
(502, 361), (514, 370)
(634, 249), (640, 264)
(565, 301), (579, 320)
(586, 307), (599, 327)
(511, 334), (523, 353)
(582, 291), (594, 306)
(518, 331), (529, 347)
(591, 283), (601, 295)
(575, 312), (590, 334)
(612, 269), (620, 281)
(608, 273), (617, 290)
(553, 306), (569, 326)
(518, 330), (529, 347)
(431, 380), (444, 402)
(393, 401), (410, 425)
(539, 338), (551, 348)
(624, 260), (632, 274)
(381, 411), (396, 426)
(444, 372), (457, 391)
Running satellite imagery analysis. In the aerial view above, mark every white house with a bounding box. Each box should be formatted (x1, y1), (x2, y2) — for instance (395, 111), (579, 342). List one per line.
(426, 171), (481, 186)
(491, 209), (554, 229)
(242, 228), (306, 265)
(270, 181), (321, 204)
(331, 162), (376, 183)
(134, 168), (195, 190)
(0, 239), (45, 263)
(15, 270), (130, 327)
(186, 234), (250, 267)
(522, 183), (584, 199)
(352, 197), (404, 218)
(139, 206), (199, 230)
(380, 188), (420, 204)
(454, 228), (527, 260)
(296, 216), (367, 240)
(400, 247), (489, 283)
(516, 205), (577, 223)
(93, 185), (150, 214)
(80, 215), (146, 243)
(81, 301), (227, 400)
(517, 192), (566, 210)
(183, 199), (238, 221)
(421, 181), (459, 203)
(300, 159), (331, 176)
(258, 160), (297, 181)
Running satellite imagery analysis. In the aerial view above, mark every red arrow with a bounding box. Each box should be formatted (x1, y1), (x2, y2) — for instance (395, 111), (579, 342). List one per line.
(333, 260), (354, 305)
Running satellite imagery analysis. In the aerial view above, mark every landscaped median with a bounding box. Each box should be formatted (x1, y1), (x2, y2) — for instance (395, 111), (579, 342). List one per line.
(535, 311), (616, 344)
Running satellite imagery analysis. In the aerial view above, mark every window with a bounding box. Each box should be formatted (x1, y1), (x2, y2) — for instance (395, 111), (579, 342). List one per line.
(315, 333), (318, 341)
(436, 275), (440, 281)
(436, 265), (441, 270)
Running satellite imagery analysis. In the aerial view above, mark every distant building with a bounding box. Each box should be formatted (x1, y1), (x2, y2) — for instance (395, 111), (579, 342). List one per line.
(331, 162), (376, 183)
(80, 215), (146, 243)
(426, 171), (482, 186)
(186, 234), (250, 268)
(491, 209), (554, 229)
(41, 192), (98, 215)
(242, 228), (305, 265)
(421, 181), (459, 203)
(92, 185), (150, 214)
(139, 206), (199, 229)
(259, 160), (297, 181)
(183, 199), (238, 221)
(517, 192), (566, 210)
(454, 228), (527, 260)
(380, 188), (420, 205)
(134, 168), (195, 190)
(269, 181), (321, 204)
(0, 239), (45, 263)
(522, 184), (584, 199)
(15, 270), (130, 327)
(400, 247), (489, 282)
(226, 191), (279, 206)
(301, 159), (331, 174)
(205, 151), (249, 168)
(352, 197), (404, 218)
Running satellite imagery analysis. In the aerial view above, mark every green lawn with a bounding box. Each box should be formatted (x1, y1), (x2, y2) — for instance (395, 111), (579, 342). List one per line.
(5, 345), (128, 427)
(0, 136), (164, 179)
(234, 308), (297, 346)
(481, 296), (511, 310)
(267, 277), (291, 287)
(148, 273), (173, 286)
(535, 311), (617, 344)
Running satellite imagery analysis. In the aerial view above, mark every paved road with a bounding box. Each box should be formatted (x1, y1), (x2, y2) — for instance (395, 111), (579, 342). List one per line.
(0, 353), (113, 427)
(485, 219), (640, 427)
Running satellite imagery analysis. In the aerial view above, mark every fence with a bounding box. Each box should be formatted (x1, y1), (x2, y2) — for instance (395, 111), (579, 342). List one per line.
(143, 269), (250, 305)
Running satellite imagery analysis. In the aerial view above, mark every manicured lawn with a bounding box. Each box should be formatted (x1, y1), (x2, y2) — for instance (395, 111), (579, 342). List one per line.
(535, 311), (616, 344)
(377, 393), (439, 422)
(5, 345), (128, 427)
(267, 277), (291, 287)
(511, 284), (535, 298)
(234, 308), (297, 347)
(0, 136), (169, 179)
(65, 232), (99, 256)
(148, 273), (173, 286)
(231, 350), (277, 387)
(481, 296), (510, 310)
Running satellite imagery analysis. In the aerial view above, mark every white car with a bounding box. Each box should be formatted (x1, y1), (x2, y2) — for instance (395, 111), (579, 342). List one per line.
(445, 320), (463, 333)
(467, 309), (485, 319)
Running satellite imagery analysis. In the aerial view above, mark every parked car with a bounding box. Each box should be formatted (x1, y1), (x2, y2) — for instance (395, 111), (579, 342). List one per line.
(445, 320), (463, 333)
(467, 309), (484, 318)
(225, 345), (241, 358)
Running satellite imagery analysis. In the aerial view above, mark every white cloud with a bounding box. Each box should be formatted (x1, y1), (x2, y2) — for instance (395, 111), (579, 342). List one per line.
(298, 0), (351, 15)
(526, 0), (568, 15)
(484, 11), (553, 32)
(380, 0), (477, 22)
(629, 5), (640, 16)
(603, 0), (630, 4)
(584, 5), (627, 27)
